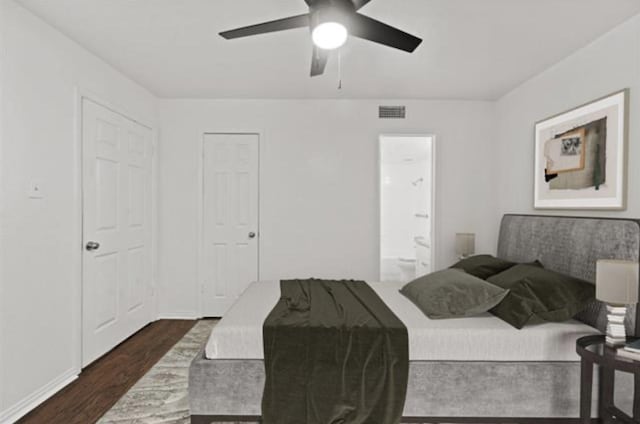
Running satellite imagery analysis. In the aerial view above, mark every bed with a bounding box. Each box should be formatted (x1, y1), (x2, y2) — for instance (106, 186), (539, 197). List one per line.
(189, 214), (640, 423)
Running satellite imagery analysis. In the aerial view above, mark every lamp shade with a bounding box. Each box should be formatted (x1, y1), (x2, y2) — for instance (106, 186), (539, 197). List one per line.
(455, 233), (475, 257)
(596, 259), (639, 305)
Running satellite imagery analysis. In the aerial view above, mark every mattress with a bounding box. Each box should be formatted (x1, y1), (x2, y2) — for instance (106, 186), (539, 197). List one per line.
(205, 280), (599, 362)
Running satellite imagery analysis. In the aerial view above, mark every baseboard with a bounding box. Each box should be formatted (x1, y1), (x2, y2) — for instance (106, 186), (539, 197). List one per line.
(156, 312), (200, 320)
(0, 367), (78, 424)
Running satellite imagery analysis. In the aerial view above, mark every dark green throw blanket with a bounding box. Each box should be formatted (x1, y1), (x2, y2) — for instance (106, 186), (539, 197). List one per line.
(262, 279), (409, 424)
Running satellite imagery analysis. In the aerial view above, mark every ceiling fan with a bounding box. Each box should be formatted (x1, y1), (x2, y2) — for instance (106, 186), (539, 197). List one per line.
(219, 0), (422, 77)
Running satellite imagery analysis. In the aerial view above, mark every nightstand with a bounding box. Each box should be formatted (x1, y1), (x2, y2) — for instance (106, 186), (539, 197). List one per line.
(576, 335), (640, 424)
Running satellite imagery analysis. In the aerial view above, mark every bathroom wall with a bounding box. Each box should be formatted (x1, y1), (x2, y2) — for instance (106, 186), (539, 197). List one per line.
(381, 159), (429, 259)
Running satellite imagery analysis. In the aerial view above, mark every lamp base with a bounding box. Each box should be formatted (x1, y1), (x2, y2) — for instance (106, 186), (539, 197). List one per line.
(605, 304), (627, 347)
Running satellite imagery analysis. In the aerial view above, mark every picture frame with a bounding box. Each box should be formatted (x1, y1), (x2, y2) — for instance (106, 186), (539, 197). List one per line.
(534, 89), (629, 210)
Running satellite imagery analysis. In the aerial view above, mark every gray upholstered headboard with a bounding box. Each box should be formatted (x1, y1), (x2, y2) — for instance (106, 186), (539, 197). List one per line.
(497, 214), (640, 337)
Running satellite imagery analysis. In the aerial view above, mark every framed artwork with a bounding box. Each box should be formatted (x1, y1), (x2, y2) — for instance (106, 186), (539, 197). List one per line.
(534, 89), (629, 210)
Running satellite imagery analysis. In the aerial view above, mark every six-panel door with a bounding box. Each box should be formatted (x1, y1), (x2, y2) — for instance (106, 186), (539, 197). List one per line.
(82, 99), (153, 367)
(203, 133), (259, 317)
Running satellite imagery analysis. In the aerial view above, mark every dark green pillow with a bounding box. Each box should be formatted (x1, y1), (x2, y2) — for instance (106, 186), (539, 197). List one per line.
(487, 265), (595, 329)
(486, 263), (547, 288)
(400, 269), (510, 319)
(450, 254), (517, 280)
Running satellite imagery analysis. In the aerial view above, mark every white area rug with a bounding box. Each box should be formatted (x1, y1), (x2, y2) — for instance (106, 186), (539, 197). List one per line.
(98, 319), (452, 424)
(98, 320), (217, 424)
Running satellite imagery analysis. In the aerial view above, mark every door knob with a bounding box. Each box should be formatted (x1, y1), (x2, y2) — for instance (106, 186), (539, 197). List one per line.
(248, 232), (256, 239)
(86, 241), (100, 251)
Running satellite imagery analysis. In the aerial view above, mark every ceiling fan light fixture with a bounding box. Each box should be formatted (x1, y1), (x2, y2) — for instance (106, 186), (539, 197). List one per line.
(312, 21), (348, 50)
(219, 0), (423, 77)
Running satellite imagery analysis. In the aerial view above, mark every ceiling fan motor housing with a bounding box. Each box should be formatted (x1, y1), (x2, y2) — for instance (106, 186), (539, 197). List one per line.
(310, 0), (356, 31)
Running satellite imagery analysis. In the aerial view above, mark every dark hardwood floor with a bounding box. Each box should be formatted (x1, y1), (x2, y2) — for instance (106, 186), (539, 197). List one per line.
(17, 319), (197, 424)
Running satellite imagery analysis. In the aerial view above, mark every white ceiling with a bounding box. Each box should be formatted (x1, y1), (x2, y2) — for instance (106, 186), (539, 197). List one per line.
(17, 0), (640, 100)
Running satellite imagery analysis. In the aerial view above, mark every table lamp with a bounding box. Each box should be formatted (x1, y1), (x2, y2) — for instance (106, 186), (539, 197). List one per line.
(595, 259), (639, 346)
(455, 233), (475, 259)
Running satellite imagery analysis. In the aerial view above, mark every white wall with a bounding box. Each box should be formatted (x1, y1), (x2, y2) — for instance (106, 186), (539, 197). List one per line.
(0, 0), (5, 417)
(495, 14), (640, 219)
(0, 1), (157, 421)
(158, 99), (497, 317)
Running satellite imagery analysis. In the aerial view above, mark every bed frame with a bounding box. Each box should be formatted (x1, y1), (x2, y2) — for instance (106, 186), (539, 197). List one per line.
(189, 214), (640, 423)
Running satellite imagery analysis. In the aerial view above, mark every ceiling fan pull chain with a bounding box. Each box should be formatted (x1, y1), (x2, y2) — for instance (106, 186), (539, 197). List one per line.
(338, 48), (343, 90)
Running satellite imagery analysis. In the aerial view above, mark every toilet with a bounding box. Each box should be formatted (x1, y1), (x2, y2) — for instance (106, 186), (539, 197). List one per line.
(397, 257), (417, 282)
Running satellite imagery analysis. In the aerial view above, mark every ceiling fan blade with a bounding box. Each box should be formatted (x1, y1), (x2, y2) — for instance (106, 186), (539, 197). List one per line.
(351, 0), (372, 10)
(349, 13), (422, 52)
(310, 46), (329, 77)
(220, 14), (310, 39)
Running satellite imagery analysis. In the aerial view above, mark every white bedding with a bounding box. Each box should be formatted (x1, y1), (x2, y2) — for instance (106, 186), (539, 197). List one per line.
(205, 280), (599, 361)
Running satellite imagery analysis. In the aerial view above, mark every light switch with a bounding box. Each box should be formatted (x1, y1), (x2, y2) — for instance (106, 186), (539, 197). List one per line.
(28, 181), (44, 199)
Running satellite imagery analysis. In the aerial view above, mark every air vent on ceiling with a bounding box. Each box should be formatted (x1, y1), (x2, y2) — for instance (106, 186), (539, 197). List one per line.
(379, 105), (406, 119)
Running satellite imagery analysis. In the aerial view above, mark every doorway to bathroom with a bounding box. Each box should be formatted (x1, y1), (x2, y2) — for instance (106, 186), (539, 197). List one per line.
(379, 135), (435, 283)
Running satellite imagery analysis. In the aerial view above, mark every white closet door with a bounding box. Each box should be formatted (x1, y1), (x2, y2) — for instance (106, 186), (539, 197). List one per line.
(82, 99), (153, 367)
(203, 133), (259, 317)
